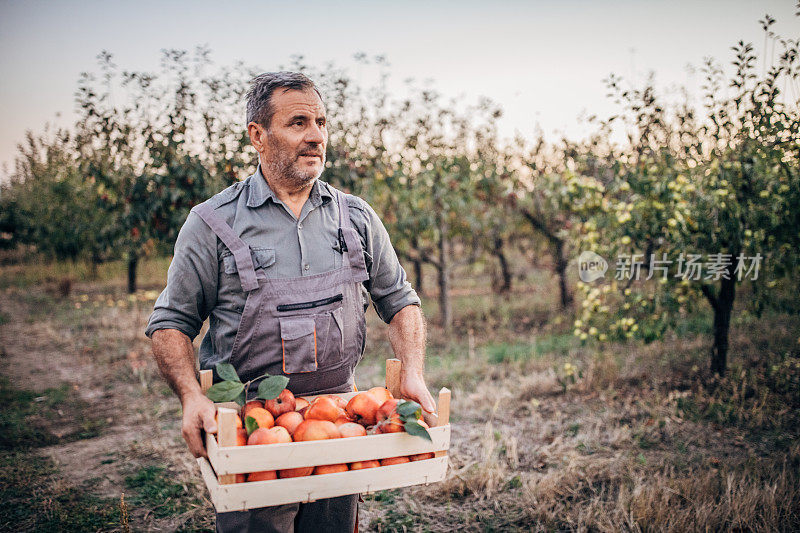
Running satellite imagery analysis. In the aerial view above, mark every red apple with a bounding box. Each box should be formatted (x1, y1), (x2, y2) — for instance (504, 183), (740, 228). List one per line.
(244, 407), (275, 430)
(368, 387), (393, 405)
(247, 470), (278, 481)
(295, 397), (310, 411)
(265, 389), (296, 418)
(293, 419), (340, 441)
(247, 426), (291, 446)
(242, 399), (265, 420)
(305, 396), (345, 422)
(334, 415), (355, 426)
(376, 399), (404, 433)
(275, 411), (304, 436)
(278, 466), (314, 478)
(338, 422), (367, 438)
(313, 463), (349, 475)
(380, 456), (410, 466)
(346, 392), (382, 426)
(349, 460), (380, 470)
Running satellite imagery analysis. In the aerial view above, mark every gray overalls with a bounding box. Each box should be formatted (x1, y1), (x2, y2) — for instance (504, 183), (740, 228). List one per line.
(194, 187), (366, 532)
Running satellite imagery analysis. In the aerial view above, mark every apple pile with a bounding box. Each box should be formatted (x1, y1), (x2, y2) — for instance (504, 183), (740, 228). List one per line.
(227, 387), (434, 482)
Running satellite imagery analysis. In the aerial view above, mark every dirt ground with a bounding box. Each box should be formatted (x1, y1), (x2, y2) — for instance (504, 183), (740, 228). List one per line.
(2, 273), (799, 532)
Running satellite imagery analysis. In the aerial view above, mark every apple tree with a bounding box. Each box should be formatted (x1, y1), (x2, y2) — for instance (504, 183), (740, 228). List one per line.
(573, 16), (800, 375)
(75, 50), (239, 292)
(2, 128), (110, 263)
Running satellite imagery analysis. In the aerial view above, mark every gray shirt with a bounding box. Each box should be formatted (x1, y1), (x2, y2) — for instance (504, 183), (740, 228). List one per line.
(145, 167), (420, 359)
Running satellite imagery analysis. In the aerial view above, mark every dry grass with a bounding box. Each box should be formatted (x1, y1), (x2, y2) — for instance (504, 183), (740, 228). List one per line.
(365, 293), (800, 532)
(369, 384), (799, 532)
(2, 257), (799, 532)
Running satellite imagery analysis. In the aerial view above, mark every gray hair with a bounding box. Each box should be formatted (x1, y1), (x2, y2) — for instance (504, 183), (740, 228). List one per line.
(245, 71), (322, 129)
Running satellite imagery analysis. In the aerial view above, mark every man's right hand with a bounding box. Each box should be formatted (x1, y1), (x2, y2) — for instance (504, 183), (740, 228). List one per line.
(181, 392), (218, 458)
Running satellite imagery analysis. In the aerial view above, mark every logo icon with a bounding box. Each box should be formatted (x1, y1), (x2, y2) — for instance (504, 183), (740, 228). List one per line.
(578, 251), (608, 282)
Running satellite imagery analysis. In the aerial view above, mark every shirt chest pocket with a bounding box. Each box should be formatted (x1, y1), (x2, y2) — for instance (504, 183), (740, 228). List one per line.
(221, 247), (276, 276)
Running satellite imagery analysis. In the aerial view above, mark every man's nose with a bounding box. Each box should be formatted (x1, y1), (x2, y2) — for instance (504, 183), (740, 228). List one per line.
(305, 123), (325, 145)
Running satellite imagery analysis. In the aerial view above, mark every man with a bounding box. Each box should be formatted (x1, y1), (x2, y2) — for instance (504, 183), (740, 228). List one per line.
(146, 71), (436, 532)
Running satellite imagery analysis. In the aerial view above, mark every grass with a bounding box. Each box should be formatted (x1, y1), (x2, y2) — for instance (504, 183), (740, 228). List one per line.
(370, 507), (428, 532)
(673, 311), (713, 337)
(0, 378), (105, 450)
(0, 451), (120, 532)
(0, 378), (63, 450)
(391, 447), (800, 532)
(0, 253), (171, 290)
(124, 465), (197, 519)
(0, 378), (119, 531)
(485, 334), (578, 364)
(485, 342), (536, 364)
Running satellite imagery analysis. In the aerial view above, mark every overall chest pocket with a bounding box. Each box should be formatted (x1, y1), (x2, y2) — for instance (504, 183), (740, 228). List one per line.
(221, 247), (275, 275)
(217, 248), (276, 314)
(278, 295), (344, 374)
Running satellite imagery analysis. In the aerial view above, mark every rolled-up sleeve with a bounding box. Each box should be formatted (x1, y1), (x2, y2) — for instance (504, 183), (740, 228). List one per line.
(349, 198), (421, 324)
(145, 210), (219, 340)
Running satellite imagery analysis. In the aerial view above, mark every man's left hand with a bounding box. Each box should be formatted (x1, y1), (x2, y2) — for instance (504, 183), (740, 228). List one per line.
(399, 369), (438, 427)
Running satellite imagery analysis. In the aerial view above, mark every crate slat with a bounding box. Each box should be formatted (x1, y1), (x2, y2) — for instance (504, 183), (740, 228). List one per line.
(217, 408), (239, 484)
(385, 358), (402, 398)
(198, 456), (448, 512)
(207, 425), (449, 475)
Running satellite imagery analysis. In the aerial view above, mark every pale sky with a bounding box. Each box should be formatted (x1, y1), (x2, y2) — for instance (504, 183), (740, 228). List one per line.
(1, 0), (798, 178)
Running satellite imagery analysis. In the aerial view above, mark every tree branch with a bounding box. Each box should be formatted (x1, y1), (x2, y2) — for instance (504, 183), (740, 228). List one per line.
(700, 283), (719, 312)
(520, 208), (560, 245)
(397, 247), (441, 270)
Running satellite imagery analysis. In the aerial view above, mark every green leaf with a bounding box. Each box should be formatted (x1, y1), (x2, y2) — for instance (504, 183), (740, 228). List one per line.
(397, 400), (421, 418)
(256, 375), (290, 401)
(215, 362), (241, 383)
(245, 415), (259, 436)
(404, 420), (432, 441)
(235, 389), (246, 407)
(206, 381), (245, 403)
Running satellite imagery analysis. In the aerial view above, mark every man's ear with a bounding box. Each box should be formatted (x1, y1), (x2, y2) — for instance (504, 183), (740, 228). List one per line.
(248, 122), (267, 152)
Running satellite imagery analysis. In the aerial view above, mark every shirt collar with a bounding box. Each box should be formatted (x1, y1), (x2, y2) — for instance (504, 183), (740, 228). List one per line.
(247, 164), (333, 209)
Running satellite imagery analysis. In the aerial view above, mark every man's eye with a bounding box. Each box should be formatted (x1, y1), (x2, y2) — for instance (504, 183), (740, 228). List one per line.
(293, 121), (303, 126)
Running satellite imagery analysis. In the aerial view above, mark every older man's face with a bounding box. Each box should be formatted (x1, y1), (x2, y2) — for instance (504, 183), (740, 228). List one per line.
(259, 88), (327, 190)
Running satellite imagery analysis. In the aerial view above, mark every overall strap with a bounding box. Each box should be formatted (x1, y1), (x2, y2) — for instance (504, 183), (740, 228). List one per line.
(193, 203), (260, 292)
(333, 188), (370, 283)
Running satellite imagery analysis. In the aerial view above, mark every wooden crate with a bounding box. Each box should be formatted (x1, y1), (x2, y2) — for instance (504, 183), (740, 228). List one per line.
(196, 359), (451, 512)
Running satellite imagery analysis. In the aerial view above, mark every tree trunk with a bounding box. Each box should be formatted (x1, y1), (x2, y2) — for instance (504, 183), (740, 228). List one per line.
(127, 253), (138, 294)
(711, 276), (736, 376)
(410, 235), (424, 296)
(413, 260), (424, 296)
(437, 218), (452, 331)
(553, 238), (572, 309)
(492, 237), (512, 294)
(519, 209), (573, 308)
(90, 253), (100, 280)
(701, 263), (737, 377)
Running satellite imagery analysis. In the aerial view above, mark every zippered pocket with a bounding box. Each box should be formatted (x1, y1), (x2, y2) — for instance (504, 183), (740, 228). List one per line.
(276, 294), (343, 312)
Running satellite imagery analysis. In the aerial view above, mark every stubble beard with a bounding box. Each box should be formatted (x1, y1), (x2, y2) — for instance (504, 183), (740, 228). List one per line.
(264, 135), (325, 192)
